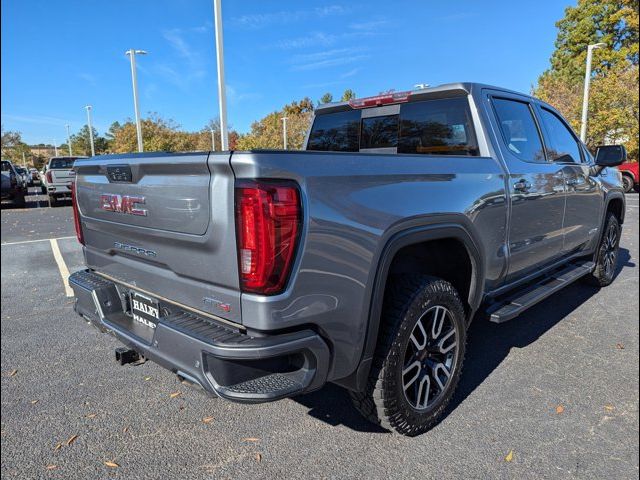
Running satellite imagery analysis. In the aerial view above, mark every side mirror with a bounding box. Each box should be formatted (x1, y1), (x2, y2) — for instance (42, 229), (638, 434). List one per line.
(595, 145), (627, 167)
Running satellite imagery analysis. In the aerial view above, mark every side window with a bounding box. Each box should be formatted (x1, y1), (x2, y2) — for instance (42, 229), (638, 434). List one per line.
(539, 108), (582, 163)
(492, 98), (546, 162)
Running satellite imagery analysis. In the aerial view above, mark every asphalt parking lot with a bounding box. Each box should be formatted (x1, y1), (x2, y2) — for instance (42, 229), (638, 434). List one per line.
(1, 191), (638, 479)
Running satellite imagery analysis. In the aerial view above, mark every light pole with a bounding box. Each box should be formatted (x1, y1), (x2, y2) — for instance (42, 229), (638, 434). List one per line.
(213, 0), (229, 150)
(53, 139), (58, 157)
(125, 49), (147, 152)
(210, 128), (216, 151)
(65, 124), (72, 155)
(281, 117), (288, 150)
(580, 42), (606, 142)
(84, 105), (95, 156)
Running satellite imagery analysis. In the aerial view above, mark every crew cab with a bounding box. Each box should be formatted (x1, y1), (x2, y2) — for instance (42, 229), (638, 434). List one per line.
(42, 156), (85, 206)
(68, 83), (626, 436)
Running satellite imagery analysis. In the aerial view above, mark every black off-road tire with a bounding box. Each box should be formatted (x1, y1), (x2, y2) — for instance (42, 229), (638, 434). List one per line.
(48, 194), (57, 208)
(585, 212), (621, 287)
(13, 192), (26, 208)
(349, 275), (467, 436)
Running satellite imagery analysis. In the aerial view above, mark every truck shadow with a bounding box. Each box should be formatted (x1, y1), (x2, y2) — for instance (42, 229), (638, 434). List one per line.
(292, 248), (633, 434)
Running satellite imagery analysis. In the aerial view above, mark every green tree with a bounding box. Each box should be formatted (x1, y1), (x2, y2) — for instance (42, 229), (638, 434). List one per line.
(236, 98), (314, 150)
(70, 125), (109, 156)
(340, 89), (356, 101)
(535, 0), (639, 159)
(319, 92), (333, 104)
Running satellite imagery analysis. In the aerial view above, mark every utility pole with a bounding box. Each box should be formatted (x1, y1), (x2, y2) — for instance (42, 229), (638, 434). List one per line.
(580, 42), (606, 142)
(125, 49), (147, 152)
(84, 105), (95, 156)
(213, 0), (229, 150)
(65, 124), (72, 155)
(281, 117), (288, 150)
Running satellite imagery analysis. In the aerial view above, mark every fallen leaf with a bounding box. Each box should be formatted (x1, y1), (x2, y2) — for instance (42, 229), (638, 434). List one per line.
(615, 343), (624, 350)
(255, 453), (262, 462)
(604, 404), (615, 412)
(144, 377), (151, 381)
(123, 427), (129, 433)
(85, 413), (97, 419)
(505, 450), (514, 462)
(31, 400), (39, 405)
(8, 369), (17, 377)
(202, 416), (214, 424)
(169, 391), (181, 398)
(53, 443), (62, 452)
(46, 465), (57, 470)
(104, 461), (119, 468)
(243, 437), (260, 443)
(66, 434), (79, 446)
(555, 405), (565, 414)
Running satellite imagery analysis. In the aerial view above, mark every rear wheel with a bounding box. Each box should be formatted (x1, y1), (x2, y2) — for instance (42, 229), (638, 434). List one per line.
(585, 212), (621, 287)
(13, 192), (26, 208)
(622, 175), (634, 193)
(48, 194), (57, 208)
(350, 275), (466, 436)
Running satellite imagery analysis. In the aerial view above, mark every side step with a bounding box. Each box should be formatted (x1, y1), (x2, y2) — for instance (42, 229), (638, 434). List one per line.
(487, 261), (595, 323)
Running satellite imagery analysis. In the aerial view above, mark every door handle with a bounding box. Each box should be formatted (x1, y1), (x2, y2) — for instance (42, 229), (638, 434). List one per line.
(565, 178), (580, 186)
(513, 180), (532, 192)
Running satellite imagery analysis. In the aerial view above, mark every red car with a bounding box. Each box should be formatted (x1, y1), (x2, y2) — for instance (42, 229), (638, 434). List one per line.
(618, 162), (639, 193)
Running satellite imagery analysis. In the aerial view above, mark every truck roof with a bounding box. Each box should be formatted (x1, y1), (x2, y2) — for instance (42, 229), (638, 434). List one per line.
(315, 82), (536, 115)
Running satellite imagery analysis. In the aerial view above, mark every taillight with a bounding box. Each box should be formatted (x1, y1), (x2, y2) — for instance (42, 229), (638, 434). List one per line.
(46, 170), (53, 184)
(235, 181), (301, 295)
(71, 181), (84, 245)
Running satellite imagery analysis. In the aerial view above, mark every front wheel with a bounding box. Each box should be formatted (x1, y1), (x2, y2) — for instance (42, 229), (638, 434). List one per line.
(585, 212), (621, 287)
(622, 175), (634, 193)
(350, 275), (466, 436)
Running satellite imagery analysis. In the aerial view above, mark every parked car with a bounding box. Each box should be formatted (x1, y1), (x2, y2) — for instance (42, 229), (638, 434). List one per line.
(15, 166), (32, 187)
(1, 160), (26, 207)
(42, 156), (85, 206)
(618, 161), (639, 193)
(68, 83), (626, 436)
(30, 167), (40, 184)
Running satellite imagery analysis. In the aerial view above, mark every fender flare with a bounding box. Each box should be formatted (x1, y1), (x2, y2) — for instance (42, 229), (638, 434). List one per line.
(347, 216), (486, 392)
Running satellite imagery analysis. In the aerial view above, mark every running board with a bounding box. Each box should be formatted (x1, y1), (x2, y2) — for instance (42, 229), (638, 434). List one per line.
(487, 261), (595, 323)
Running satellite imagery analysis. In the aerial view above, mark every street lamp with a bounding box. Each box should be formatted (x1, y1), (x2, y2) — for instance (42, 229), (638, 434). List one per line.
(65, 124), (72, 155)
(84, 105), (95, 156)
(213, 0), (229, 150)
(125, 49), (147, 152)
(210, 128), (216, 151)
(281, 117), (288, 150)
(53, 139), (58, 157)
(580, 42), (606, 142)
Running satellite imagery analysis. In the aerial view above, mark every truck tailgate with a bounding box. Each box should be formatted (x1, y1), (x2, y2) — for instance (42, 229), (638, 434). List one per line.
(74, 152), (241, 324)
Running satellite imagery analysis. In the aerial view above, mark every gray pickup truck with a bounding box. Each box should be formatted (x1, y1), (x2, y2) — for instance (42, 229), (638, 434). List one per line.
(69, 83), (627, 436)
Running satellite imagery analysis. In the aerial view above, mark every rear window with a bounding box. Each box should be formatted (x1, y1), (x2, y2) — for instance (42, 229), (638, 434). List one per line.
(307, 110), (360, 152)
(307, 97), (479, 155)
(49, 158), (76, 169)
(1, 161), (12, 172)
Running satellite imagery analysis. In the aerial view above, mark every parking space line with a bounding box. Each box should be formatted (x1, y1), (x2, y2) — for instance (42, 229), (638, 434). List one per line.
(49, 238), (74, 297)
(1, 235), (75, 247)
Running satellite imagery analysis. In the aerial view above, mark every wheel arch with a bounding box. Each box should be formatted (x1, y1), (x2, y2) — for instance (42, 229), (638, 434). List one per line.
(341, 216), (486, 392)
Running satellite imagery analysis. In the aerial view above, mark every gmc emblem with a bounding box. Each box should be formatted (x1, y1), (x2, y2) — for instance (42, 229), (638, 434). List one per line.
(100, 194), (147, 216)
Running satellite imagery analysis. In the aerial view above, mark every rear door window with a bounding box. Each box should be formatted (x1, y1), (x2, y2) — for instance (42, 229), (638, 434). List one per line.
(398, 97), (479, 156)
(492, 98), (546, 162)
(307, 110), (360, 152)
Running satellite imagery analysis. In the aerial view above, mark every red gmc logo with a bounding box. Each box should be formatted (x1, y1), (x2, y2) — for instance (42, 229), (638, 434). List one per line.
(100, 194), (147, 216)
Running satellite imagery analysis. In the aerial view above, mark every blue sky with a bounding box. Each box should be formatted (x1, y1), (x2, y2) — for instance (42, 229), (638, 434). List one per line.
(1, 0), (570, 145)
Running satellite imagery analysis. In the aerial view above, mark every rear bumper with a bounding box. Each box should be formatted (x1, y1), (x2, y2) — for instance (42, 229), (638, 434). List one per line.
(69, 269), (330, 402)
